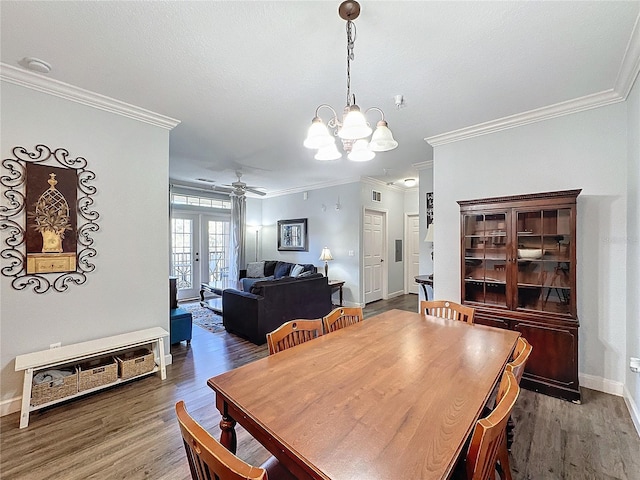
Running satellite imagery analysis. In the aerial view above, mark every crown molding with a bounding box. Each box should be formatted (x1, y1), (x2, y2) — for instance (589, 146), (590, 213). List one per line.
(615, 12), (640, 99)
(361, 176), (405, 192)
(0, 63), (180, 130)
(413, 160), (433, 170)
(425, 89), (622, 147)
(266, 176), (361, 198)
(426, 13), (640, 148)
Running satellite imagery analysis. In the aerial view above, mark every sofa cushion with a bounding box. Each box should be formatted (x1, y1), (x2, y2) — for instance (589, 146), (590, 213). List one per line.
(290, 264), (305, 277)
(274, 261), (292, 279)
(241, 275), (273, 292)
(246, 261), (265, 278)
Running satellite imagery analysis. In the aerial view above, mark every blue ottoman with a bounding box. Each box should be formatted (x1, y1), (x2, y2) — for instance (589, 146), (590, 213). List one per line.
(170, 308), (192, 344)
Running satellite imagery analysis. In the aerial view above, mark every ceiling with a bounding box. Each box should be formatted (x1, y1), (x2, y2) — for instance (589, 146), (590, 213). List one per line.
(2, 1), (639, 196)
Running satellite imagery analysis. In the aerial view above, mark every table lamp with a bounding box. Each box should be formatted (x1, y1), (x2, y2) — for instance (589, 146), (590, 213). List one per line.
(319, 247), (333, 277)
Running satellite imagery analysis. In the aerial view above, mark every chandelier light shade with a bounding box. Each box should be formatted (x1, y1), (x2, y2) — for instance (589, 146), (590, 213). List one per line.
(315, 143), (343, 161)
(348, 139), (375, 162)
(303, 1), (398, 161)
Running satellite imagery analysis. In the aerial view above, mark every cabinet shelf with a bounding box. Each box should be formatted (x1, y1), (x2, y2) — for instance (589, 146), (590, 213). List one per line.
(459, 189), (581, 403)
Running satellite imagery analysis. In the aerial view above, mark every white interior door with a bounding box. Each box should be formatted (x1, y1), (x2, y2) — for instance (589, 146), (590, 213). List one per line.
(171, 213), (201, 300)
(364, 209), (385, 304)
(406, 214), (420, 294)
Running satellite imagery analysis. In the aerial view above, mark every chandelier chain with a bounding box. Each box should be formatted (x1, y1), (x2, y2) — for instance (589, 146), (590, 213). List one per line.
(346, 20), (356, 107)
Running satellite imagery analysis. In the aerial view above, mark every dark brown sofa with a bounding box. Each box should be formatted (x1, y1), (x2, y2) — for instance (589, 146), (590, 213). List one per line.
(222, 273), (332, 345)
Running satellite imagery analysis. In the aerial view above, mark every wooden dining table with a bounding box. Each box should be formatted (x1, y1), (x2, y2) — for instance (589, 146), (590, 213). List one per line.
(207, 309), (520, 480)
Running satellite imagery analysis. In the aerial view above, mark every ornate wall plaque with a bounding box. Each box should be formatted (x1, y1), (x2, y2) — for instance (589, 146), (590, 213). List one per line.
(0, 145), (100, 293)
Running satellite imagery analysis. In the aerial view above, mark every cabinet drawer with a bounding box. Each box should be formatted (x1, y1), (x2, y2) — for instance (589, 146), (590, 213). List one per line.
(27, 253), (76, 273)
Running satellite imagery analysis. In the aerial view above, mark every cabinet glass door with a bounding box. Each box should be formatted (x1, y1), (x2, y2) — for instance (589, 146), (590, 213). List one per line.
(516, 208), (572, 314)
(463, 212), (508, 306)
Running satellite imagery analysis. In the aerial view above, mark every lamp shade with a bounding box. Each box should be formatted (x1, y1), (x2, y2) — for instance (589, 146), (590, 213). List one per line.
(369, 120), (398, 152)
(348, 139), (375, 162)
(338, 105), (372, 140)
(304, 117), (335, 149)
(319, 247), (334, 261)
(314, 143), (342, 161)
(425, 223), (434, 242)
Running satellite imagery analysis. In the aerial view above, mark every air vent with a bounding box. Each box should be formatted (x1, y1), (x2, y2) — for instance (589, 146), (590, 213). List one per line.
(372, 190), (381, 202)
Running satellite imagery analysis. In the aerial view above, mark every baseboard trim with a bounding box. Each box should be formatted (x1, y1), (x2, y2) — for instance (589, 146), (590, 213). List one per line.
(386, 290), (405, 299)
(0, 396), (22, 417)
(1, 354), (174, 418)
(623, 385), (640, 438)
(579, 372), (624, 396)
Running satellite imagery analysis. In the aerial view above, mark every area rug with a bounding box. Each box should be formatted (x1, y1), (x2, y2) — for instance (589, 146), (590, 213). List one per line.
(180, 302), (226, 334)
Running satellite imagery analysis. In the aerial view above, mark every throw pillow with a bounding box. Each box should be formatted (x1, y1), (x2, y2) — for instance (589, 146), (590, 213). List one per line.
(274, 261), (291, 279)
(290, 264), (304, 277)
(246, 261), (265, 278)
(297, 270), (314, 278)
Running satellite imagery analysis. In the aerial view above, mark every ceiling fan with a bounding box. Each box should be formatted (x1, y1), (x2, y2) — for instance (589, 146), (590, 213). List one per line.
(212, 171), (266, 196)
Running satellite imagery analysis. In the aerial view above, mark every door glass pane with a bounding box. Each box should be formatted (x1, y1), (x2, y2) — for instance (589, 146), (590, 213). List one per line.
(517, 208), (572, 314)
(207, 220), (230, 289)
(171, 218), (193, 290)
(463, 213), (507, 307)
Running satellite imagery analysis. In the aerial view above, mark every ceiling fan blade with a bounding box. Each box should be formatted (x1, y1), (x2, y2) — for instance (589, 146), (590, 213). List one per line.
(245, 187), (266, 196)
(211, 185), (234, 194)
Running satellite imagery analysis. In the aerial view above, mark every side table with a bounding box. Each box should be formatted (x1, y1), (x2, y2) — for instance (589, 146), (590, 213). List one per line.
(328, 280), (345, 307)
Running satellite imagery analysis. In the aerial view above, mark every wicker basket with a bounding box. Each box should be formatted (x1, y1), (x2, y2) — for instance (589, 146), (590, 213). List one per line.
(78, 357), (118, 392)
(116, 348), (155, 380)
(31, 368), (78, 407)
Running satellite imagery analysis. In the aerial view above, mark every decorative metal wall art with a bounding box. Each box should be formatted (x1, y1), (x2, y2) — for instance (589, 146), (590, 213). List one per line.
(0, 145), (99, 293)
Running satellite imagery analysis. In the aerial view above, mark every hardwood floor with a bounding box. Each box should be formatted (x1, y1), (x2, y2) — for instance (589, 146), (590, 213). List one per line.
(1, 294), (638, 480)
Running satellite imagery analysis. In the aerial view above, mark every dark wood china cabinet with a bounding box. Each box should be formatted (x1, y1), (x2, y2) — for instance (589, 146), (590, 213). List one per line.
(458, 189), (581, 402)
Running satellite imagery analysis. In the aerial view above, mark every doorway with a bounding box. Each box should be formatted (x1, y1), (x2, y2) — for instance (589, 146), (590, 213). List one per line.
(170, 213), (230, 301)
(363, 209), (386, 304)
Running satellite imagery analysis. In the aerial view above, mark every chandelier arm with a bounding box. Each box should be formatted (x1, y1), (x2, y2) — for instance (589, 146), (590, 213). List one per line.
(364, 106), (386, 121)
(315, 104), (339, 121)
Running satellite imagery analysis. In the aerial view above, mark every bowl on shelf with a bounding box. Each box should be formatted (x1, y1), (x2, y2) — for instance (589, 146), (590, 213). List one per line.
(518, 248), (544, 260)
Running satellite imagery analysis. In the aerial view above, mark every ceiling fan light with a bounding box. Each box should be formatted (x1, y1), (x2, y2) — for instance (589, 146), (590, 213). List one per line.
(369, 120), (398, 152)
(304, 117), (335, 149)
(338, 105), (372, 140)
(315, 143), (342, 161)
(347, 139), (375, 162)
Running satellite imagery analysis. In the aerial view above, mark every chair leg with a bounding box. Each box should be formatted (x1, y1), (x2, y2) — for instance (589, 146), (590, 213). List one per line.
(496, 436), (513, 480)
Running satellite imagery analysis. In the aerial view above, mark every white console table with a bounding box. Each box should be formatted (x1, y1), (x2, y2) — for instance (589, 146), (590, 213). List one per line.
(15, 327), (168, 428)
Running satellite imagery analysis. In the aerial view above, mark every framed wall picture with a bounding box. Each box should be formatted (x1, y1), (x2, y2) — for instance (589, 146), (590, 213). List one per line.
(277, 218), (308, 251)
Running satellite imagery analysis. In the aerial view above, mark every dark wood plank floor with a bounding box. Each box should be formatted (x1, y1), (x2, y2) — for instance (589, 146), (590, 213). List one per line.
(1, 294), (638, 479)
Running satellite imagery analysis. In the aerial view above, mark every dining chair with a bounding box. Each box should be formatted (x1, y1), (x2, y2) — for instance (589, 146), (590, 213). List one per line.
(322, 307), (364, 333)
(266, 319), (323, 355)
(175, 400), (295, 480)
(454, 370), (520, 480)
(419, 300), (475, 324)
(507, 337), (533, 384)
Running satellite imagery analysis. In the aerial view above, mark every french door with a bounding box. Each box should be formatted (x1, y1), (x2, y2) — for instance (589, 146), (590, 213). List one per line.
(171, 213), (230, 301)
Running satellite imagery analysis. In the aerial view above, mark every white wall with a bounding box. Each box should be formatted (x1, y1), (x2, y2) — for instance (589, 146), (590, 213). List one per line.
(261, 183), (361, 305)
(626, 74), (640, 430)
(432, 102), (629, 389)
(0, 82), (171, 413)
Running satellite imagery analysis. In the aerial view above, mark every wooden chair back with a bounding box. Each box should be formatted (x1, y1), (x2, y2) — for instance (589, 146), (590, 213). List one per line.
(266, 319), (323, 355)
(175, 400), (268, 480)
(465, 371), (520, 480)
(507, 337), (533, 385)
(322, 307), (364, 333)
(420, 300), (475, 324)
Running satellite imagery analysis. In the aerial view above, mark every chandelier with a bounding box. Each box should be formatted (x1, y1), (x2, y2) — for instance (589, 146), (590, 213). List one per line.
(303, 1), (398, 162)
